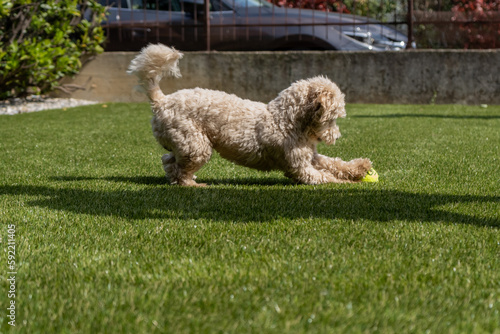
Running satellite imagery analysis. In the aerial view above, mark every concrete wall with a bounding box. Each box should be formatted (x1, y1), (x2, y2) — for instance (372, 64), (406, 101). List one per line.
(56, 50), (500, 104)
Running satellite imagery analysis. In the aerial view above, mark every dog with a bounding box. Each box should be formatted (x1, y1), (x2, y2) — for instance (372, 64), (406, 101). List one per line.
(128, 44), (372, 186)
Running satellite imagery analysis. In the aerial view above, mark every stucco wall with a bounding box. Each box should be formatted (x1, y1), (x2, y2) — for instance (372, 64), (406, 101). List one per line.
(56, 50), (500, 104)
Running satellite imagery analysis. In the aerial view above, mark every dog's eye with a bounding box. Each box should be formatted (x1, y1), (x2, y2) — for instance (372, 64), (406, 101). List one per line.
(314, 103), (322, 112)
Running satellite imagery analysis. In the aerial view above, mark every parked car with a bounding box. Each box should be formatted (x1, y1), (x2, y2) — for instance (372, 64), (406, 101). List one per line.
(97, 0), (410, 51)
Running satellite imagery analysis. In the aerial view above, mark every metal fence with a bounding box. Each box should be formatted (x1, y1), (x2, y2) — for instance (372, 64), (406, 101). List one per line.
(98, 0), (500, 51)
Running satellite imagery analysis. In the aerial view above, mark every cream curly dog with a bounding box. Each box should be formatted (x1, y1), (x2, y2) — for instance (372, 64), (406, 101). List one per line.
(128, 44), (372, 186)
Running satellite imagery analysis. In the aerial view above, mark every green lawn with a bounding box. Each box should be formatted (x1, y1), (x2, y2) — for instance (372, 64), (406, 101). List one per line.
(0, 103), (499, 333)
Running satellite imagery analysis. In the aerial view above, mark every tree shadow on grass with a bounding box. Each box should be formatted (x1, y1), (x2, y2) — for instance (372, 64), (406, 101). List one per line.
(2, 177), (499, 227)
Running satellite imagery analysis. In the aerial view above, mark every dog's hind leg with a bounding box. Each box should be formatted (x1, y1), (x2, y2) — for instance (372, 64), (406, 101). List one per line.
(161, 153), (179, 181)
(312, 154), (372, 182)
(162, 138), (212, 187)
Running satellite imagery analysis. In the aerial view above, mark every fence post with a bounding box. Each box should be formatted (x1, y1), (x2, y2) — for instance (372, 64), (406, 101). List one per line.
(204, 0), (211, 51)
(406, 0), (414, 49)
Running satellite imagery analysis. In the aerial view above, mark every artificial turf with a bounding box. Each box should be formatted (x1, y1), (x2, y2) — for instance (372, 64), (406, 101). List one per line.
(0, 103), (498, 333)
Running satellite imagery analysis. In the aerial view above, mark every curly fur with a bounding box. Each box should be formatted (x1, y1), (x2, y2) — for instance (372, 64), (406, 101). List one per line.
(128, 44), (372, 186)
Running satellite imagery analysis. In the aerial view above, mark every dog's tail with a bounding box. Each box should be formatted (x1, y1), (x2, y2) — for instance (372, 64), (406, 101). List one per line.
(127, 44), (183, 102)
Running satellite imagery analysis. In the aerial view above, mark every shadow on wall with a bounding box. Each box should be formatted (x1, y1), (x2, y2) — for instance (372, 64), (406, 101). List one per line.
(2, 176), (498, 227)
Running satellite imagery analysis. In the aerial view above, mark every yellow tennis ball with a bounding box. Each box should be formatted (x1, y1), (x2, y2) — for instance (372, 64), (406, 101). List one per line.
(362, 168), (379, 183)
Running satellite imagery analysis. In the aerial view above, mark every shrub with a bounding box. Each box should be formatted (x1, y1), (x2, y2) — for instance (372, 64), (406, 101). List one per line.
(451, 0), (500, 48)
(0, 0), (107, 99)
(413, 0), (500, 49)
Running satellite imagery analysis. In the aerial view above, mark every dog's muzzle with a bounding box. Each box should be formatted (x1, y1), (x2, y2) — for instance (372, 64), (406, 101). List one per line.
(319, 125), (341, 145)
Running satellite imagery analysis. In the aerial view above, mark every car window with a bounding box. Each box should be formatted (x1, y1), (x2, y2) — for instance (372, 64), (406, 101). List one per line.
(130, 0), (182, 11)
(230, 0), (272, 8)
(97, 0), (129, 8)
(210, 0), (231, 11)
(98, 0), (229, 12)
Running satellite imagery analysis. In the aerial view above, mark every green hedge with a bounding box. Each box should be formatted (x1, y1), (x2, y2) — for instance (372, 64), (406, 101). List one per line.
(0, 0), (107, 99)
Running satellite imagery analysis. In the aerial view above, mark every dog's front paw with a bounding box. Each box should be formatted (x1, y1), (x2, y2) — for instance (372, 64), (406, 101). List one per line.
(350, 158), (372, 180)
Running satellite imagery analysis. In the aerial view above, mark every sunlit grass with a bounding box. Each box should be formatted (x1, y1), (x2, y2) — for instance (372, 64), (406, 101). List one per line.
(0, 103), (499, 333)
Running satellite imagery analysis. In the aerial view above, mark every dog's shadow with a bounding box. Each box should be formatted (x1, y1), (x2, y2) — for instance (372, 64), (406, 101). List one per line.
(2, 175), (498, 227)
(52, 175), (294, 186)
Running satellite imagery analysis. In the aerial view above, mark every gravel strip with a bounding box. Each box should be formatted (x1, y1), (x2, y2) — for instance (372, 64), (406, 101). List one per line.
(0, 95), (99, 115)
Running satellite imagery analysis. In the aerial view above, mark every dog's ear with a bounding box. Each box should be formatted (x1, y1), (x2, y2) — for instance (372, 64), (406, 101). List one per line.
(315, 90), (346, 122)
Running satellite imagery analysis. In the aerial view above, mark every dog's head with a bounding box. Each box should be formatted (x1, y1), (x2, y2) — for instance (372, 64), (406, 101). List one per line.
(269, 76), (346, 144)
(304, 77), (346, 145)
